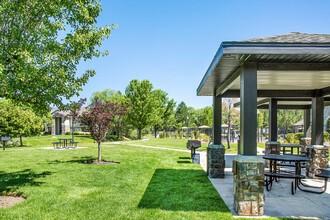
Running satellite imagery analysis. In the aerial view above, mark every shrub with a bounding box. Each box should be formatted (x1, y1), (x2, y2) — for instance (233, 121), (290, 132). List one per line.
(324, 131), (329, 142)
(195, 131), (200, 139)
(191, 133), (194, 140)
(43, 131), (51, 135)
(105, 133), (118, 141)
(159, 132), (165, 138)
(184, 132), (188, 139)
(74, 131), (79, 135)
(179, 131), (183, 139)
(65, 131), (72, 135)
(285, 133), (295, 144)
(200, 133), (210, 142)
(5, 138), (20, 148)
(294, 132), (304, 144)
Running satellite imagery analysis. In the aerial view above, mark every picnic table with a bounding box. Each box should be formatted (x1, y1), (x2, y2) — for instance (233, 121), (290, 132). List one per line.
(263, 154), (311, 195)
(281, 144), (304, 155)
(58, 138), (72, 148)
(52, 138), (78, 149)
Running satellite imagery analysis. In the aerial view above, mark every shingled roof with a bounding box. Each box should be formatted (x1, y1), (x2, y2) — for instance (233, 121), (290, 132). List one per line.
(237, 32), (330, 43)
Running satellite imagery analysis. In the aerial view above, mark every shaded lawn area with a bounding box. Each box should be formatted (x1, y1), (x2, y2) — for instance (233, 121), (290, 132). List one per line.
(124, 138), (266, 154)
(0, 139), (233, 219)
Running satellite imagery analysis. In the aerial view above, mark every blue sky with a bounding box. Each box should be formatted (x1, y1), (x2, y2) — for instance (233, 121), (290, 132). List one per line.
(75, 0), (330, 109)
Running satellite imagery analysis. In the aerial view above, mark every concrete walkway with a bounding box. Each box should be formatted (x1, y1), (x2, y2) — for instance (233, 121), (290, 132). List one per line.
(124, 143), (330, 219)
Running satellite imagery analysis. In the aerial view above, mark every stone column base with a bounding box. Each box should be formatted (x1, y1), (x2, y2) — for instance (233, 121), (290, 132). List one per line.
(207, 145), (225, 178)
(232, 155), (265, 216)
(306, 145), (329, 179)
(265, 141), (281, 168)
(301, 137), (311, 151)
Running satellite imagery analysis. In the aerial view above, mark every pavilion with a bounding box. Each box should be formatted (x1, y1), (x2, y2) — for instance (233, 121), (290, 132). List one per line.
(197, 32), (330, 216)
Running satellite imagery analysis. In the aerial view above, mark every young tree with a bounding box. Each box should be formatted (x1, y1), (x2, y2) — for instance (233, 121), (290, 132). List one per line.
(125, 80), (158, 139)
(92, 90), (131, 140)
(80, 97), (124, 162)
(0, 100), (43, 146)
(222, 98), (239, 149)
(0, 0), (116, 113)
(60, 98), (87, 142)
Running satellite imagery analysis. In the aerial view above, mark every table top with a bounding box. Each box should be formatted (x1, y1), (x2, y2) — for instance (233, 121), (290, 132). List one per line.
(281, 144), (303, 148)
(263, 154), (311, 162)
(58, 138), (72, 140)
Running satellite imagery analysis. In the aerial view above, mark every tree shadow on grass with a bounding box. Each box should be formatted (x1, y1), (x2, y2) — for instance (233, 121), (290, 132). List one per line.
(138, 169), (230, 212)
(0, 169), (52, 193)
(179, 157), (191, 159)
(177, 161), (191, 164)
(48, 156), (95, 164)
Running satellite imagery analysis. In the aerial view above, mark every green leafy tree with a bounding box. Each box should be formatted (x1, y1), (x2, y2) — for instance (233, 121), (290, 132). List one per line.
(125, 80), (159, 139)
(278, 110), (303, 133)
(196, 106), (213, 126)
(152, 89), (176, 137)
(0, 0), (116, 113)
(41, 113), (53, 130)
(0, 100), (43, 146)
(175, 102), (189, 127)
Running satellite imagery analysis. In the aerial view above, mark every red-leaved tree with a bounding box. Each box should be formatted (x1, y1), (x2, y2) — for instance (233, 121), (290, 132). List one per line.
(80, 97), (128, 162)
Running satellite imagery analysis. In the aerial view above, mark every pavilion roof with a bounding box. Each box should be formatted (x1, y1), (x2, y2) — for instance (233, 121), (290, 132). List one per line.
(237, 32), (330, 43)
(197, 32), (330, 97)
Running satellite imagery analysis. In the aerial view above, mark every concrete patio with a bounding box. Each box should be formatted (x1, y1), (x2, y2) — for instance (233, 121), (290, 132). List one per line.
(200, 152), (330, 219)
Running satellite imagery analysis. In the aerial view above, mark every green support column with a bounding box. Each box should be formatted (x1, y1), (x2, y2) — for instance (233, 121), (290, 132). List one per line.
(312, 97), (324, 145)
(304, 108), (311, 137)
(213, 94), (222, 145)
(239, 62), (257, 155)
(269, 99), (278, 142)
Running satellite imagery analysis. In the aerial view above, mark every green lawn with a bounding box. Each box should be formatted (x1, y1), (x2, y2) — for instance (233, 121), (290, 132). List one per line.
(0, 135), (233, 219)
(125, 137), (266, 154)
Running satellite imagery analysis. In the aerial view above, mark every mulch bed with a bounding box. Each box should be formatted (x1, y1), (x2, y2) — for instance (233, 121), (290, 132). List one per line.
(84, 160), (120, 165)
(0, 196), (25, 208)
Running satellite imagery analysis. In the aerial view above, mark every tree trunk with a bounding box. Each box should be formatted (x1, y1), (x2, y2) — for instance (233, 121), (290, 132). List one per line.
(20, 136), (23, 146)
(137, 128), (142, 140)
(117, 128), (120, 140)
(154, 125), (157, 138)
(98, 142), (102, 162)
(227, 110), (231, 149)
(72, 119), (74, 143)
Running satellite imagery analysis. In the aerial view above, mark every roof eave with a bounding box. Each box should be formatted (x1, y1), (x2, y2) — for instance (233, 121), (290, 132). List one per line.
(197, 42), (330, 96)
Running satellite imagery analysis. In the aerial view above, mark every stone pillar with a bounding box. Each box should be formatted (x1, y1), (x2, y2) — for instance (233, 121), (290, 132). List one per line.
(207, 145), (225, 178)
(264, 141), (281, 168)
(301, 137), (311, 152)
(265, 141), (281, 155)
(232, 155), (264, 216)
(306, 145), (329, 179)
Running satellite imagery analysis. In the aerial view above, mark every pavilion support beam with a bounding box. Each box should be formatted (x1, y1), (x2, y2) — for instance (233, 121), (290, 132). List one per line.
(234, 63), (264, 217)
(304, 108), (311, 137)
(207, 93), (225, 178)
(239, 62), (257, 155)
(213, 94), (222, 145)
(311, 97), (324, 145)
(269, 99), (278, 142)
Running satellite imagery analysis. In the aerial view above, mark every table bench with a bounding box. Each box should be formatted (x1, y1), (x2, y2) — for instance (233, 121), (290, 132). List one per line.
(297, 169), (330, 194)
(264, 171), (306, 195)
